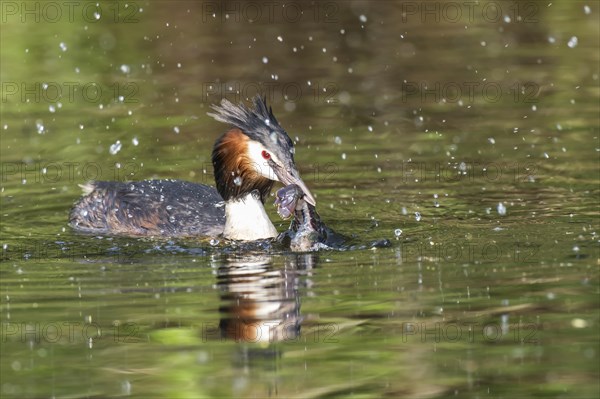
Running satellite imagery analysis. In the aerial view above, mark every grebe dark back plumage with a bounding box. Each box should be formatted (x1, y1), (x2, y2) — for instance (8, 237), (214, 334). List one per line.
(69, 96), (315, 241)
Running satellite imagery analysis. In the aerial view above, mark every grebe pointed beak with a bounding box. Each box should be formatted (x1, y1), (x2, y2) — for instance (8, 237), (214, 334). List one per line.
(273, 166), (316, 206)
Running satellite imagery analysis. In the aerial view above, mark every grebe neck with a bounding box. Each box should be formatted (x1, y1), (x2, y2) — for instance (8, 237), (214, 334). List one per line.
(223, 192), (277, 240)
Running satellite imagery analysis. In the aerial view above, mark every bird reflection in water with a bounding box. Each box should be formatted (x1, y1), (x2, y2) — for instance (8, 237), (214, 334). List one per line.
(208, 253), (317, 395)
(214, 253), (316, 343)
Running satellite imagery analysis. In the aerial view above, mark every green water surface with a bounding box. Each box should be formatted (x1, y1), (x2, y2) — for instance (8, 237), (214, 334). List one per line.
(1, 1), (599, 398)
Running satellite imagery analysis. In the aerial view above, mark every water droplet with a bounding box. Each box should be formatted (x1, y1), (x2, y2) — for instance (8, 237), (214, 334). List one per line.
(233, 176), (242, 186)
(567, 36), (578, 48)
(109, 140), (122, 155)
(48, 105), (56, 113)
(488, 137), (495, 144)
(277, 36), (283, 42)
(59, 42), (67, 52)
(120, 64), (130, 74)
(210, 238), (219, 246)
(341, 153), (347, 160)
(584, 5), (591, 15)
(359, 14), (367, 23)
(394, 228), (402, 238)
(334, 136), (342, 145)
(414, 212), (421, 222)
(571, 318), (587, 328)
(132, 137), (139, 146)
(35, 121), (45, 134)
(262, 56), (269, 64)
(497, 202), (507, 216)
(173, 126), (180, 134)
(121, 380), (132, 395)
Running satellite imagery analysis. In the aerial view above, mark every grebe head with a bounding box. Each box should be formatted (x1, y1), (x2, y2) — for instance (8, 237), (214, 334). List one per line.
(209, 96), (315, 205)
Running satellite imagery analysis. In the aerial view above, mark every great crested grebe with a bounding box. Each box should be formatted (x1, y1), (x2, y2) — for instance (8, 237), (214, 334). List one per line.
(274, 185), (392, 251)
(69, 96), (316, 241)
(274, 184), (345, 251)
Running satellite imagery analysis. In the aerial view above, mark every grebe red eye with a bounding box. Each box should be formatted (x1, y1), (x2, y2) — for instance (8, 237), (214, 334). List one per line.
(261, 150), (271, 160)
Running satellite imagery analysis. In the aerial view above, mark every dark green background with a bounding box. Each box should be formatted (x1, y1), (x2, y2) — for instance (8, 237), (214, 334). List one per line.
(1, 1), (598, 397)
